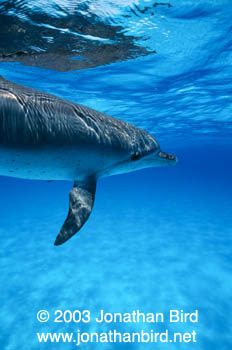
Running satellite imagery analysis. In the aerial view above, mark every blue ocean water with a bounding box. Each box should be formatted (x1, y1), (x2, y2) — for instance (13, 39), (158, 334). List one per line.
(0, 1), (232, 349)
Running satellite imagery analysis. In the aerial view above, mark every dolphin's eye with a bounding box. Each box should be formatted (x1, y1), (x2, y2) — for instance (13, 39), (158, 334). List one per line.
(131, 152), (141, 161)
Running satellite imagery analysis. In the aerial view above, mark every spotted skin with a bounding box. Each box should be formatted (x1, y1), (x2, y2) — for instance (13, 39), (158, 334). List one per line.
(0, 76), (177, 245)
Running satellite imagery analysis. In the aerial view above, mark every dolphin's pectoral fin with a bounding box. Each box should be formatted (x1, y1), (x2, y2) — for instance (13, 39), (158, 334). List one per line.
(54, 177), (96, 246)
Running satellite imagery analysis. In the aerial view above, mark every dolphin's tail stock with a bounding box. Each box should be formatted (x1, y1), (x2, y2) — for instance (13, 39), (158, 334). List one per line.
(54, 176), (96, 245)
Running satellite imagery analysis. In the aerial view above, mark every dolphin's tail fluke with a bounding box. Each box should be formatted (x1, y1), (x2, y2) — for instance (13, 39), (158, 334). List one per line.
(54, 177), (96, 245)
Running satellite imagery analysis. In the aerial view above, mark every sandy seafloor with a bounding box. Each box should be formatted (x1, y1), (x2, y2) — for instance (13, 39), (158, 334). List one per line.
(1, 143), (231, 349)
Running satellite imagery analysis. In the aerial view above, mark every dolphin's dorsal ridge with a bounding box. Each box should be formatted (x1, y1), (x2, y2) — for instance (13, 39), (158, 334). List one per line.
(54, 177), (96, 245)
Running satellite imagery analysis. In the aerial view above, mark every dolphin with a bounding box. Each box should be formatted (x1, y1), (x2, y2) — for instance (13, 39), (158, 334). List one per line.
(0, 75), (177, 245)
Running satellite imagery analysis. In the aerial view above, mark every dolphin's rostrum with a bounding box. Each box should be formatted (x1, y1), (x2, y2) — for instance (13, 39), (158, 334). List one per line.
(0, 76), (177, 245)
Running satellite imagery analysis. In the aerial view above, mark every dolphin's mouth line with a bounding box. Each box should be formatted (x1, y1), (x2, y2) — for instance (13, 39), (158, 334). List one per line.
(158, 151), (177, 161)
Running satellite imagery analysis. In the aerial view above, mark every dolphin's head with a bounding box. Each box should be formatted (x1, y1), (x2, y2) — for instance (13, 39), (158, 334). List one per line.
(128, 128), (177, 170)
(101, 128), (177, 177)
(129, 148), (177, 170)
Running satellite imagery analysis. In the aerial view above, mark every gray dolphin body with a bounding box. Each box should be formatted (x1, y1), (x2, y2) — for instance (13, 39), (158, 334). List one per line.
(0, 76), (177, 245)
